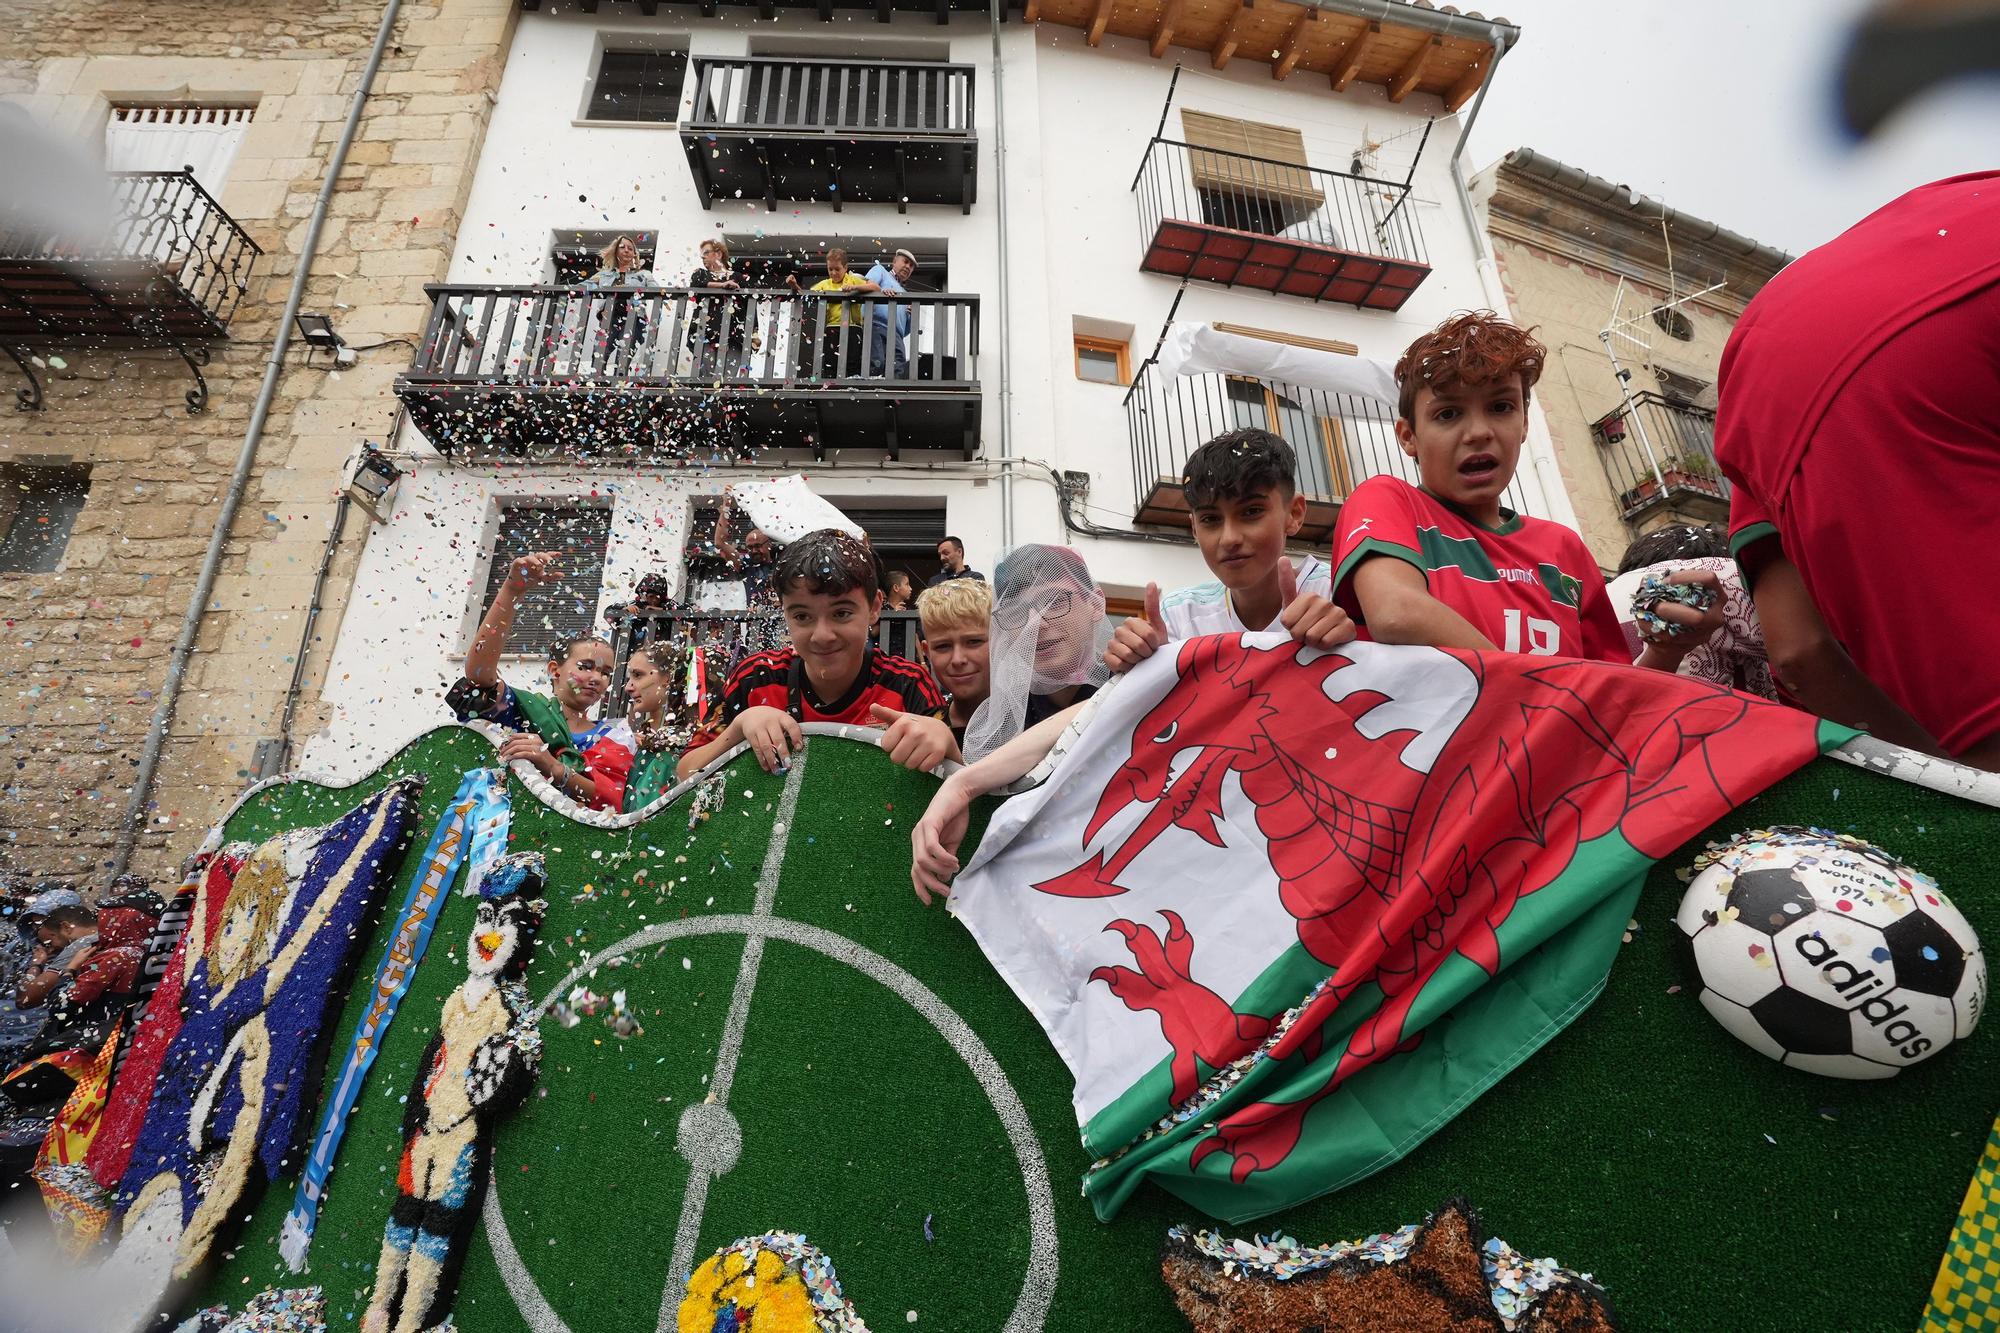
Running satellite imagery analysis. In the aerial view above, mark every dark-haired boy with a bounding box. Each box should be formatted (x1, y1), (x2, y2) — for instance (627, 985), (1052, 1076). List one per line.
(1333, 311), (1721, 670)
(677, 529), (951, 778)
(1104, 427), (1354, 673)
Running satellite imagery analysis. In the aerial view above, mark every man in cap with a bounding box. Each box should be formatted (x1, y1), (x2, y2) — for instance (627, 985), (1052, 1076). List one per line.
(864, 248), (919, 380)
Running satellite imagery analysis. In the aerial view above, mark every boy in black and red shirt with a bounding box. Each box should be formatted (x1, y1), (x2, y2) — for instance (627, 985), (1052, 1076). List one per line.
(677, 529), (953, 779)
(1333, 311), (1722, 670)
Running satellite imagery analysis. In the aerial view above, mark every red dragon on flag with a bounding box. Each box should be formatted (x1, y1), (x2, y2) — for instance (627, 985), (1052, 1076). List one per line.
(950, 633), (1845, 1222)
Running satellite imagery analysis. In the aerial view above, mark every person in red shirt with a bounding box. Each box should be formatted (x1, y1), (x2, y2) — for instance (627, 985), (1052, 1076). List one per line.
(1717, 172), (2000, 770)
(1334, 311), (1721, 669)
(677, 529), (953, 779)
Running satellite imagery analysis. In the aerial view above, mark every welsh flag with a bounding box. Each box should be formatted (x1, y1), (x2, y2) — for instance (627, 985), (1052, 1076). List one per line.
(950, 634), (1849, 1223)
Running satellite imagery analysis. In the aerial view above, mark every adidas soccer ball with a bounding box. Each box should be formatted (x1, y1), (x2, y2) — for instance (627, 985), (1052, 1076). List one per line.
(1675, 827), (1985, 1080)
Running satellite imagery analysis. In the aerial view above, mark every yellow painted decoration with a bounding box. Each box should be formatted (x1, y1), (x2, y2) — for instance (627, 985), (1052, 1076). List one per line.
(678, 1246), (820, 1333)
(1924, 1113), (2000, 1331)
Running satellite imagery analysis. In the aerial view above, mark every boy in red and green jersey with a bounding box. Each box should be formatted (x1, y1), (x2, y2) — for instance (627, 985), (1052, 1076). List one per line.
(1333, 473), (1628, 661)
(1333, 312), (1721, 671)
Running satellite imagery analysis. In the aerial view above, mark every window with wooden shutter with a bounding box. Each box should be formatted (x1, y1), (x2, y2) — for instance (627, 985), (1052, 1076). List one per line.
(482, 502), (614, 656)
(1179, 110), (1324, 217)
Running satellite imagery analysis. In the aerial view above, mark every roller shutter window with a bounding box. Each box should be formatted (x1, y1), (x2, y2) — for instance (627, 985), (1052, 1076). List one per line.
(482, 502), (614, 655)
(838, 507), (946, 552)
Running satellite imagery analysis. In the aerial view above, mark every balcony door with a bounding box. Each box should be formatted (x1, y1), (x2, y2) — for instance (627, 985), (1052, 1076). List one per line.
(1225, 377), (1354, 502)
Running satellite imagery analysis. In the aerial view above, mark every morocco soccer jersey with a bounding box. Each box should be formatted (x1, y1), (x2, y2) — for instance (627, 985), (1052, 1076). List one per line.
(1332, 475), (1628, 663)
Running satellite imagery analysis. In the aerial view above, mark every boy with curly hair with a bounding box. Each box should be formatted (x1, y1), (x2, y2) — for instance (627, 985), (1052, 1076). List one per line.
(1332, 311), (1719, 670)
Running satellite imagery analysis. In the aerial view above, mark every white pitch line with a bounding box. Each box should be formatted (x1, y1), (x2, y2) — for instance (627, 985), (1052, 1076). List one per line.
(489, 911), (1059, 1333)
(659, 747), (808, 1326)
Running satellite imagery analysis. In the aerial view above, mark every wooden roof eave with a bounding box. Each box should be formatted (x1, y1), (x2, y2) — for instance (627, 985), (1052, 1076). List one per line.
(1036, 0), (1503, 110)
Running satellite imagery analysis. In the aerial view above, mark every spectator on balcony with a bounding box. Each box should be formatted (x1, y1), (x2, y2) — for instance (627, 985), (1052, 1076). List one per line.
(447, 551), (620, 809)
(883, 571), (915, 611)
(788, 248), (879, 380)
(688, 237), (755, 380)
(1717, 172), (2000, 769)
(864, 248), (918, 380)
(713, 497), (780, 610)
(586, 235), (657, 290)
(583, 235), (658, 372)
(926, 536), (984, 587)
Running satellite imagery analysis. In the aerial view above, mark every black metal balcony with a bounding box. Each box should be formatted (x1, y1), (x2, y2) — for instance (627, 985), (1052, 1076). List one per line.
(1133, 137), (1430, 311)
(682, 57), (977, 213)
(0, 170), (261, 411)
(1124, 361), (1530, 543)
(1591, 392), (1729, 522)
(398, 284), (981, 461)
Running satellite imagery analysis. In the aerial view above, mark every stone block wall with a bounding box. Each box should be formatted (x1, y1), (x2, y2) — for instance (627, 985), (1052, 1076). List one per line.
(1486, 232), (1746, 572)
(0, 0), (515, 886)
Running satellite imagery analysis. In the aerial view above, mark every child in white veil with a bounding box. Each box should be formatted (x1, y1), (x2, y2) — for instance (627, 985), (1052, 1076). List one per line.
(961, 544), (1112, 762)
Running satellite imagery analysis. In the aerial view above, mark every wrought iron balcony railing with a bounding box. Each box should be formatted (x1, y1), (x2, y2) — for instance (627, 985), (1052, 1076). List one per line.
(398, 283), (980, 460)
(0, 169), (262, 410)
(1133, 137), (1430, 310)
(681, 56), (977, 212)
(1124, 359), (1530, 543)
(1591, 391), (1729, 521)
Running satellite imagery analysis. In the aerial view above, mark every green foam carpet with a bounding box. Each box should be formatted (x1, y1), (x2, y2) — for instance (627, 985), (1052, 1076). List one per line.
(185, 727), (1998, 1331)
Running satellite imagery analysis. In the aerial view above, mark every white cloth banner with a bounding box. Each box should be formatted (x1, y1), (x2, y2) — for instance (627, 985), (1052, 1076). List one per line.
(727, 475), (865, 543)
(1155, 322), (1400, 409)
(104, 108), (250, 198)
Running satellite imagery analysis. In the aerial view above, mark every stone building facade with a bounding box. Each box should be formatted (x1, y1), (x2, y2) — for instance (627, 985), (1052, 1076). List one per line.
(1470, 148), (1792, 571)
(0, 0), (515, 884)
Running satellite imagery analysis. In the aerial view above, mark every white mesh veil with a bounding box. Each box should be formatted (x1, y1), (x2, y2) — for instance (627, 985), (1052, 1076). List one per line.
(963, 544), (1112, 762)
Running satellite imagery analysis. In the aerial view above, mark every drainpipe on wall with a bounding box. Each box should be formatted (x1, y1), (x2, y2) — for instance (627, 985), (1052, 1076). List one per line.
(105, 0), (406, 885)
(1447, 23), (1507, 309)
(989, 0), (1015, 548)
(1445, 22), (1578, 529)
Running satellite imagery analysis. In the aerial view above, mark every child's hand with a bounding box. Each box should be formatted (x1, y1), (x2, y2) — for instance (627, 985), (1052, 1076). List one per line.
(911, 772), (976, 905)
(868, 705), (956, 772)
(737, 706), (802, 772)
(1637, 569), (1727, 660)
(507, 551), (561, 589)
(1104, 583), (1168, 674)
(497, 732), (561, 776)
(1275, 561), (1356, 649)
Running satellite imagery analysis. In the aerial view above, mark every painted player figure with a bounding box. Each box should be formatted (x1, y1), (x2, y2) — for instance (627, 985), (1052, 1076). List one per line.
(363, 856), (546, 1333)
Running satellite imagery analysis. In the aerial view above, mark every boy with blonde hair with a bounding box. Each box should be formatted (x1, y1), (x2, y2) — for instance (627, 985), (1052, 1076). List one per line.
(916, 577), (993, 748)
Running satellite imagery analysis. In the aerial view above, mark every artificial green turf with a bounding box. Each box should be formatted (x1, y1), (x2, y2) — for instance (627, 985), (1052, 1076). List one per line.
(186, 729), (1998, 1332)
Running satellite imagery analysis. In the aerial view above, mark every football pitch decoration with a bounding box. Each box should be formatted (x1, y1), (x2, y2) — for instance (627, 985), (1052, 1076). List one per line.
(148, 723), (1997, 1331)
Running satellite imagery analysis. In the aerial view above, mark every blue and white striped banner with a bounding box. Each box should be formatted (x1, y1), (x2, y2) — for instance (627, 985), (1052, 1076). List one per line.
(277, 767), (509, 1272)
